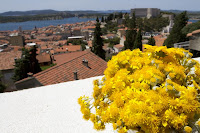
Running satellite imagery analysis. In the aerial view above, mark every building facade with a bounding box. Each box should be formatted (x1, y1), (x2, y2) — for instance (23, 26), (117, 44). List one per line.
(130, 8), (160, 19)
(9, 35), (25, 46)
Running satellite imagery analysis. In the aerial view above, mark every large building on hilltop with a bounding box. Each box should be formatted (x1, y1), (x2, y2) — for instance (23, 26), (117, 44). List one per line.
(130, 8), (160, 19)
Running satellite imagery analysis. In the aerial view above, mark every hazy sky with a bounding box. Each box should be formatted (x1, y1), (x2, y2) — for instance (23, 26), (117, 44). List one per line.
(0, 0), (199, 13)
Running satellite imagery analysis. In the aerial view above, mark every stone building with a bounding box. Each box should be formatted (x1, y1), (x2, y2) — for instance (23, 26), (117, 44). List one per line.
(130, 8), (160, 19)
(187, 29), (200, 57)
(9, 33), (25, 46)
(0, 51), (22, 92)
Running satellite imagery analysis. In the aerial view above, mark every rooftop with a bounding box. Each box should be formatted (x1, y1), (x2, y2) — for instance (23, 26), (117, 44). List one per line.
(0, 51), (22, 70)
(53, 51), (88, 65)
(33, 51), (107, 86)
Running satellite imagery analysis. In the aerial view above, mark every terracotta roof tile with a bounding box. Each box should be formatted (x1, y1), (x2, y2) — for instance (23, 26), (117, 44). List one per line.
(36, 54), (51, 63)
(0, 51), (22, 70)
(33, 51), (107, 86)
(153, 35), (166, 47)
(87, 41), (93, 47)
(53, 51), (88, 65)
(114, 44), (124, 49)
(55, 45), (81, 53)
(187, 33), (192, 37)
(192, 29), (200, 35)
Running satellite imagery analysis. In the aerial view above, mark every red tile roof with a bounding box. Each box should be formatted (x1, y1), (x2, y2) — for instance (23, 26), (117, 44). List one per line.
(53, 51), (88, 65)
(36, 54), (51, 63)
(0, 51), (22, 70)
(114, 44), (124, 49)
(187, 33), (193, 37)
(33, 51), (107, 86)
(87, 41), (93, 47)
(187, 29), (200, 37)
(55, 45), (81, 53)
(192, 29), (200, 35)
(153, 35), (166, 47)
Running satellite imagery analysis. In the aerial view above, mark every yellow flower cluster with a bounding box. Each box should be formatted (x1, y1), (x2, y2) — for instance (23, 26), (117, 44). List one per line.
(78, 45), (200, 133)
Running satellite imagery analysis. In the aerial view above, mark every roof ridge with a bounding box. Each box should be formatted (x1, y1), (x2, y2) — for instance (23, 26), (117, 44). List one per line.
(34, 51), (90, 77)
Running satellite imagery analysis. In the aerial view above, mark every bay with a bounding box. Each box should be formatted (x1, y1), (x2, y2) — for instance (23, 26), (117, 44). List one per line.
(0, 17), (96, 31)
(188, 19), (199, 23)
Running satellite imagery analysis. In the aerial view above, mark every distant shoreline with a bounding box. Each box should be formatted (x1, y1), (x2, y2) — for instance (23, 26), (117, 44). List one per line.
(0, 17), (96, 31)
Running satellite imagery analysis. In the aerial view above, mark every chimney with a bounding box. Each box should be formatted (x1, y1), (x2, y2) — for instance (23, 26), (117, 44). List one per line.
(14, 57), (17, 62)
(27, 72), (33, 77)
(82, 59), (88, 68)
(73, 71), (78, 80)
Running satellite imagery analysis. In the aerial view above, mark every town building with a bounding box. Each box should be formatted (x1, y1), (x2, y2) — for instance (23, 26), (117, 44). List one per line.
(130, 8), (160, 19)
(186, 29), (200, 57)
(0, 51), (22, 92)
(15, 51), (107, 90)
(9, 34), (25, 46)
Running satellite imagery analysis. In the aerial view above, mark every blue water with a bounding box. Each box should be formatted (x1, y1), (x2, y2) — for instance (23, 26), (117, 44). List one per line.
(0, 17), (96, 31)
(0, 18), (198, 31)
(188, 19), (199, 23)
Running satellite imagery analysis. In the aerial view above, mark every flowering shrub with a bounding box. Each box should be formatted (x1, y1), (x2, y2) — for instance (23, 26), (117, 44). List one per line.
(78, 45), (200, 133)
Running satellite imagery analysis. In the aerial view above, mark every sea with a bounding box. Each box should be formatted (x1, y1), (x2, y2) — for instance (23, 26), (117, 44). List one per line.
(188, 19), (199, 23)
(0, 17), (96, 31)
(0, 18), (198, 31)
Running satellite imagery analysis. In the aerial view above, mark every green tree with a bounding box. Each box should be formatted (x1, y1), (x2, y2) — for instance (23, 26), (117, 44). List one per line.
(182, 20), (200, 35)
(104, 37), (120, 48)
(81, 44), (86, 51)
(136, 18), (143, 29)
(123, 13), (130, 27)
(118, 12), (123, 19)
(101, 16), (104, 23)
(92, 17), (105, 60)
(13, 48), (30, 81)
(13, 46), (41, 81)
(107, 14), (114, 21)
(148, 35), (156, 46)
(29, 46), (41, 74)
(134, 29), (143, 51)
(0, 72), (6, 93)
(164, 11), (188, 47)
(124, 13), (137, 50)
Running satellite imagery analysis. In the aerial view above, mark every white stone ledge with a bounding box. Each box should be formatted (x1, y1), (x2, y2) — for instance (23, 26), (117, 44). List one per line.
(0, 76), (113, 133)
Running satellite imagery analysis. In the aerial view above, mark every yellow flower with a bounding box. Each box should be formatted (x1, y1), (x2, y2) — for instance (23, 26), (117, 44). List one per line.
(169, 72), (176, 79)
(184, 126), (192, 133)
(150, 78), (157, 83)
(167, 85), (173, 91)
(78, 45), (200, 133)
(117, 120), (122, 126)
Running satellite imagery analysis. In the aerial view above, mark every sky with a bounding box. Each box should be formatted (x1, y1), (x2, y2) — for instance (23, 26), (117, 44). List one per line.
(0, 0), (200, 13)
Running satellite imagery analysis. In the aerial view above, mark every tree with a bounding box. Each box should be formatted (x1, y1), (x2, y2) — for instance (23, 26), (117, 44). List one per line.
(107, 14), (114, 22)
(164, 11), (188, 47)
(124, 13), (137, 50)
(123, 13), (130, 27)
(136, 18), (143, 29)
(103, 37), (120, 48)
(13, 48), (30, 81)
(0, 73), (6, 93)
(29, 46), (41, 74)
(92, 17), (105, 60)
(119, 12), (123, 19)
(101, 16), (104, 23)
(182, 20), (200, 35)
(148, 35), (156, 46)
(134, 29), (143, 51)
(13, 46), (41, 81)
